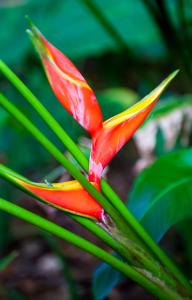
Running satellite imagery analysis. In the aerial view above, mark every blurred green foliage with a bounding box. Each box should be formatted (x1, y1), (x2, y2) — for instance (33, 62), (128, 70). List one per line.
(0, 0), (164, 64)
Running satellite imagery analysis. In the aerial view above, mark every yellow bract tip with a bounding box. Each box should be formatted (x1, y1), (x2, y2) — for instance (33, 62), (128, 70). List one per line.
(104, 71), (179, 128)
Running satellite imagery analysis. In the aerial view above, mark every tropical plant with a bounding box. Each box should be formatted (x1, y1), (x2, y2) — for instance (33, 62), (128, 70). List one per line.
(0, 21), (192, 300)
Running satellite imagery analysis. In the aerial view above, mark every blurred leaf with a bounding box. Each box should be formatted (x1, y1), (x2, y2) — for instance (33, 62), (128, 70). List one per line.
(0, 0), (165, 65)
(128, 149), (192, 242)
(97, 87), (138, 119)
(0, 251), (17, 271)
(93, 260), (125, 300)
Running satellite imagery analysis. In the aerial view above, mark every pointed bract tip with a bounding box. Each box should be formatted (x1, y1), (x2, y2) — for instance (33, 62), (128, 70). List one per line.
(166, 69), (179, 82)
(26, 21), (48, 59)
(149, 69), (179, 98)
(25, 16), (42, 41)
(25, 16), (40, 36)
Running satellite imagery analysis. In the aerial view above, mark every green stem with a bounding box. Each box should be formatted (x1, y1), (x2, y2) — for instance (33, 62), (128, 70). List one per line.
(0, 61), (191, 291)
(0, 198), (184, 300)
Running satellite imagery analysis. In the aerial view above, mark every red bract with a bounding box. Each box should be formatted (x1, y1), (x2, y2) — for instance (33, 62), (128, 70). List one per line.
(0, 163), (103, 220)
(28, 23), (178, 185)
(20, 180), (103, 220)
(29, 25), (103, 136)
(88, 72), (178, 182)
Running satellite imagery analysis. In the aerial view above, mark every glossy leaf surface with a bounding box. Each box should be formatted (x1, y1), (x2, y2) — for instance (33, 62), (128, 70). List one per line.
(128, 149), (192, 241)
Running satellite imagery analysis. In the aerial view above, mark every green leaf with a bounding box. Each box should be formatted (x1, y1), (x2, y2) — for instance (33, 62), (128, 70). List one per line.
(93, 260), (125, 300)
(0, 0), (164, 65)
(128, 149), (192, 242)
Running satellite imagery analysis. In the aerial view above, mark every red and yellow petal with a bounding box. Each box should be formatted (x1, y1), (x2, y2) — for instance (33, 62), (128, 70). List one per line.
(28, 24), (103, 136)
(17, 179), (103, 220)
(89, 71), (178, 182)
(0, 164), (103, 220)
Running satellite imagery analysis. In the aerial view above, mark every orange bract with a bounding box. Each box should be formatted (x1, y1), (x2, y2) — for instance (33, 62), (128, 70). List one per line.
(17, 178), (103, 220)
(28, 23), (178, 184)
(29, 25), (103, 136)
(89, 71), (178, 182)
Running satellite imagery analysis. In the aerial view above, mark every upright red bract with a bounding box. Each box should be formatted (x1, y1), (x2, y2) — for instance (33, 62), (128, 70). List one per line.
(88, 73), (177, 182)
(29, 25), (103, 136)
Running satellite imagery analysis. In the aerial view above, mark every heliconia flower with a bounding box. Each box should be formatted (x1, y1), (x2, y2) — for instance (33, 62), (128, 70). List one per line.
(88, 71), (178, 182)
(27, 24), (103, 136)
(0, 164), (103, 220)
(28, 23), (178, 184)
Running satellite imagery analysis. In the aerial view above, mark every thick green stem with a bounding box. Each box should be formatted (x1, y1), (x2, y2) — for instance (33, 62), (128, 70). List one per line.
(0, 198), (184, 300)
(0, 60), (191, 292)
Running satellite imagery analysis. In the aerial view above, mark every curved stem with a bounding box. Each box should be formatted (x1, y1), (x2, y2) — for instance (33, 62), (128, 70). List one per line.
(0, 198), (183, 300)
